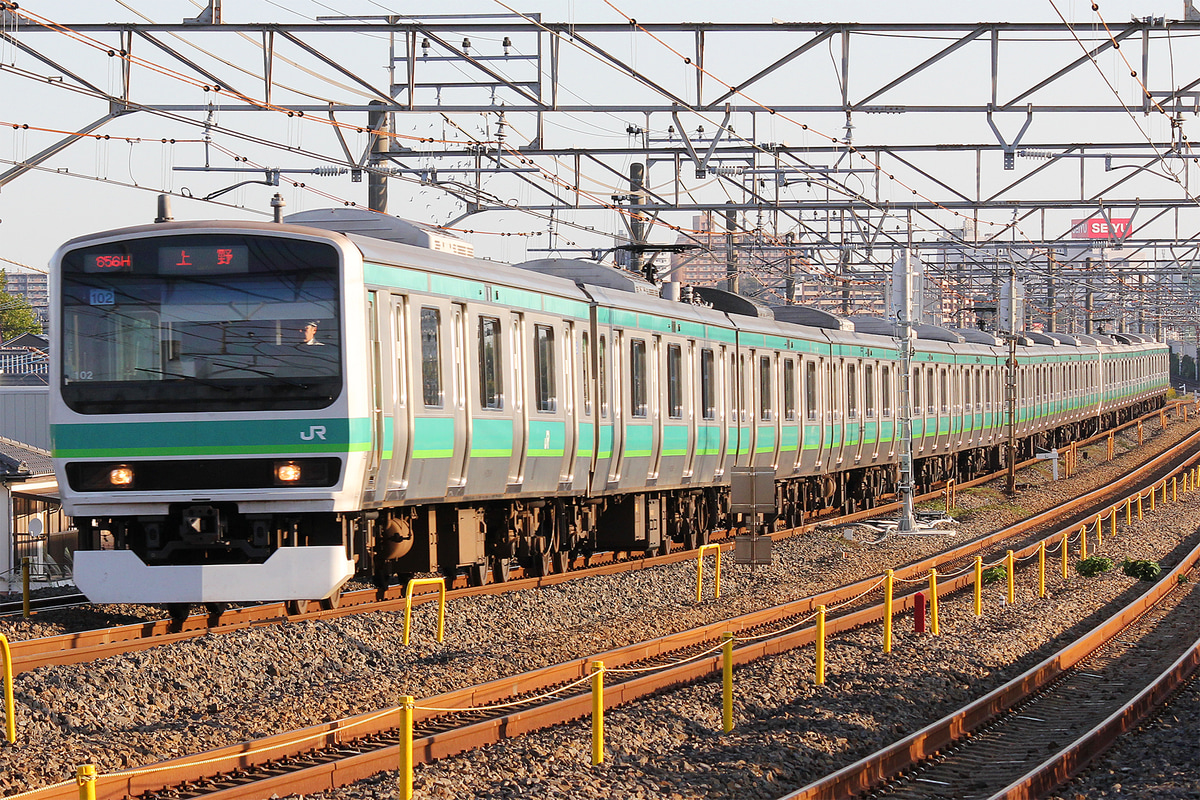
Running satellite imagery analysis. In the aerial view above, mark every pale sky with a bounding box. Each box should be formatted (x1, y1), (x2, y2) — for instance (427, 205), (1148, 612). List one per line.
(0, 0), (1189, 274)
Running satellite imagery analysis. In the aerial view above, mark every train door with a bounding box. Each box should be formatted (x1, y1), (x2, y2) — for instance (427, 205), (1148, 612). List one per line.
(649, 334), (663, 482)
(862, 362), (878, 462)
(682, 341), (698, 480)
(590, 327), (612, 493)
(848, 359), (865, 463)
(561, 321), (578, 486)
(363, 291), (386, 502)
(608, 329), (625, 486)
(829, 359), (844, 467)
(387, 295), (412, 495)
(448, 303), (471, 490)
(509, 313), (528, 488)
(715, 344), (730, 477)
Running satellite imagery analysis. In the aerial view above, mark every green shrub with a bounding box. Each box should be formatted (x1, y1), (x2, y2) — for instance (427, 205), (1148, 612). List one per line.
(1178, 574), (1190, 585)
(980, 566), (1007, 585)
(1076, 556), (1114, 578)
(1121, 559), (1161, 581)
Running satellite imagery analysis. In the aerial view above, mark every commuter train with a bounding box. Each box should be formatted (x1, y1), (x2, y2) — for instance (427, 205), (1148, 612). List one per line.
(49, 209), (1168, 611)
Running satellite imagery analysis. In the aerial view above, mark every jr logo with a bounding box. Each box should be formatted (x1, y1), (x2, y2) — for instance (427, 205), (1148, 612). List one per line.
(300, 425), (327, 441)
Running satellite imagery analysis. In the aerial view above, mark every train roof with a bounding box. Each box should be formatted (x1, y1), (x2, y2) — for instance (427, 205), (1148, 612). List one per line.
(511, 258), (659, 296)
(282, 208), (474, 257)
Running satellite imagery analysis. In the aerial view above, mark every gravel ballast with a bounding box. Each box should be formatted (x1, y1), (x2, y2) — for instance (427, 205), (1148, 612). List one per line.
(1, 417), (1198, 798)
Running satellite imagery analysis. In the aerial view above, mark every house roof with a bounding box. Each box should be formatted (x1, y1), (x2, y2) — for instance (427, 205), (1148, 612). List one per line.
(1, 333), (48, 350)
(0, 435), (53, 478)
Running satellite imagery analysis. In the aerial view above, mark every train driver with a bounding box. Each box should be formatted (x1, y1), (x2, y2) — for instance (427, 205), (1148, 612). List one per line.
(300, 320), (325, 346)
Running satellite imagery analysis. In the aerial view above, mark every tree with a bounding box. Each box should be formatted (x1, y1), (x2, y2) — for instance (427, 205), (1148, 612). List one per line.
(0, 270), (44, 340)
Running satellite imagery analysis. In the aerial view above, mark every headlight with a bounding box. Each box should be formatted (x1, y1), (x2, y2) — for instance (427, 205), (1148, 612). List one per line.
(109, 466), (134, 487)
(275, 462), (302, 483)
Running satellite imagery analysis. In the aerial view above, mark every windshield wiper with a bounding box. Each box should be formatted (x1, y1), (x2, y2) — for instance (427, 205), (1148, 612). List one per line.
(211, 362), (310, 389)
(134, 367), (233, 392)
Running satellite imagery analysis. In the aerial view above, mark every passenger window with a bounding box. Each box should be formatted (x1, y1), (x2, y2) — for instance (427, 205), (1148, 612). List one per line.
(581, 333), (592, 416)
(701, 348), (716, 420)
(805, 360), (818, 421)
(940, 369), (948, 413)
(534, 324), (556, 412)
(420, 307), (442, 408)
(912, 367), (921, 412)
(927, 369), (936, 414)
(881, 365), (891, 416)
(759, 356), (772, 421)
(864, 364), (875, 418)
(846, 363), (858, 419)
(630, 339), (647, 418)
(599, 335), (608, 418)
(667, 344), (683, 419)
(478, 317), (502, 410)
(783, 358), (796, 421)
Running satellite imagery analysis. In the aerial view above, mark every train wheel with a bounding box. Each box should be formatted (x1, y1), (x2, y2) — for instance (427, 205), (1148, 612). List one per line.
(467, 563), (487, 587)
(167, 603), (191, 625)
(552, 551), (570, 574)
(204, 602), (228, 620)
(492, 557), (511, 584)
(286, 599), (309, 616)
(319, 588), (342, 611)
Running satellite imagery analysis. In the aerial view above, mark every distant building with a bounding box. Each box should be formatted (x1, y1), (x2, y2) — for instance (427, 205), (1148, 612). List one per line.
(0, 435), (69, 590)
(3, 271), (48, 326)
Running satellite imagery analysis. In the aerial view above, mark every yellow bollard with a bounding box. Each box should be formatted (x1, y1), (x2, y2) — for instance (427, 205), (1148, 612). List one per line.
(1006, 550), (1015, 605)
(1150, 486), (1156, 512)
(815, 607), (826, 686)
(398, 696), (414, 800)
(1163, 481), (1168, 505)
(1172, 477), (1178, 503)
(591, 661), (605, 765)
(1061, 531), (1069, 580)
(929, 568), (939, 636)
(402, 578), (447, 646)
(1080, 525), (1087, 560)
(1125, 498), (1132, 526)
(973, 556), (982, 617)
(695, 544), (722, 603)
(1038, 540), (1046, 598)
(1138, 494), (1144, 520)
(883, 570), (894, 653)
(0, 633), (13, 743)
(722, 633), (734, 732)
(1110, 508), (1116, 541)
(76, 765), (97, 800)
(1096, 514), (1102, 548)
(21, 557), (30, 620)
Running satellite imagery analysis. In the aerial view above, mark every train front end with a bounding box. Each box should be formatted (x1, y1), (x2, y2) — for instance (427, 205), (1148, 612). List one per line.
(50, 221), (367, 605)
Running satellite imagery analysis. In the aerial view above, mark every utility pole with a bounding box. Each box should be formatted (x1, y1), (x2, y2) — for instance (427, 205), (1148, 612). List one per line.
(1005, 260), (1018, 497)
(896, 214), (917, 534)
(725, 202), (739, 294)
(367, 100), (390, 213)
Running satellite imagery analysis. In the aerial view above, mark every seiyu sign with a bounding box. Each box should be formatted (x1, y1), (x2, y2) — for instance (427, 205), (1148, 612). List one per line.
(1071, 217), (1132, 239)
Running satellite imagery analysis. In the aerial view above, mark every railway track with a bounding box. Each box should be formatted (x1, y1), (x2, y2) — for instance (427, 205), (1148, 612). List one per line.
(6, 406), (1197, 679)
(783, 535), (1200, 800)
(11, 439), (1199, 800)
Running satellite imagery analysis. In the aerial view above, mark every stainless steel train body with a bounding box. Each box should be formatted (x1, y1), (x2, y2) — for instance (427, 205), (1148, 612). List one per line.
(49, 215), (1169, 605)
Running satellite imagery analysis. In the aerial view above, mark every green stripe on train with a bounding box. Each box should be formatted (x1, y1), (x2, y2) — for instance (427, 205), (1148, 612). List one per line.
(52, 418), (371, 458)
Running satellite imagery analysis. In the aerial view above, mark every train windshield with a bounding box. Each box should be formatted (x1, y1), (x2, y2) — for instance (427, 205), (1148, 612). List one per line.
(60, 233), (342, 414)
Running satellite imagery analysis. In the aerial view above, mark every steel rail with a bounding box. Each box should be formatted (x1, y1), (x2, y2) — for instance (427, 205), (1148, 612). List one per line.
(4, 402), (1194, 677)
(10, 431), (1199, 800)
(781, 533), (1200, 800)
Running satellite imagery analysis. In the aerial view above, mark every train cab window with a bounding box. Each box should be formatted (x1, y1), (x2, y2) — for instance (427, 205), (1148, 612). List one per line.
(759, 356), (773, 421)
(881, 365), (892, 416)
(420, 307), (443, 408)
(667, 344), (683, 419)
(599, 335), (608, 418)
(534, 324), (556, 412)
(805, 360), (818, 421)
(864, 364), (875, 418)
(630, 339), (648, 418)
(581, 333), (592, 416)
(783, 358), (797, 421)
(478, 317), (502, 410)
(846, 363), (858, 419)
(701, 348), (716, 420)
